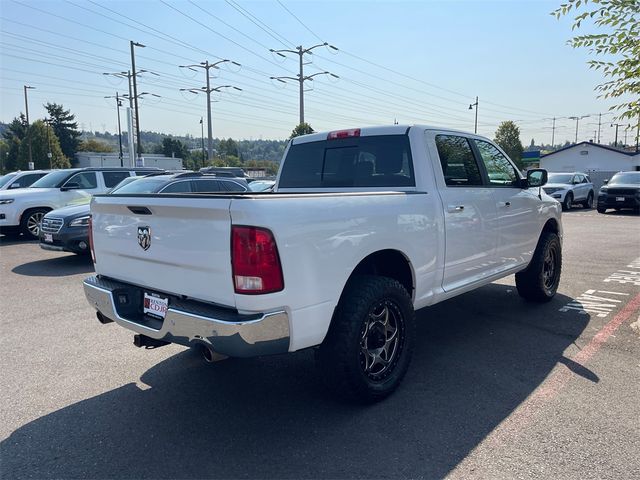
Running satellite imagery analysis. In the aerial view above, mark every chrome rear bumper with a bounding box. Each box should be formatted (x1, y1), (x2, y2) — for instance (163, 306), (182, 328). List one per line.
(83, 275), (290, 357)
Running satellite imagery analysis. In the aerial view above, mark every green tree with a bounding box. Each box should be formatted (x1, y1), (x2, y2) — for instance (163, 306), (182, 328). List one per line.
(44, 103), (81, 159)
(290, 122), (314, 138)
(161, 137), (189, 159)
(494, 121), (524, 168)
(553, 0), (639, 123)
(78, 139), (115, 153)
(0, 139), (8, 174)
(18, 120), (70, 170)
(218, 138), (239, 158)
(2, 115), (27, 172)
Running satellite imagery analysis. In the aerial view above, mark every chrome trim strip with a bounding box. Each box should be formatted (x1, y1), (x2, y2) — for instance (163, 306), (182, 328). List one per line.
(83, 277), (290, 357)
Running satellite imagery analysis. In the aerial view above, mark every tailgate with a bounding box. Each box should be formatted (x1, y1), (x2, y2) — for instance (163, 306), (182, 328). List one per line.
(91, 194), (236, 307)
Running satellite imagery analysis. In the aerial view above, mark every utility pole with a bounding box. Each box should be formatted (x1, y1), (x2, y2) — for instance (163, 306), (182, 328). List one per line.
(623, 124), (631, 147)
(469, 96), (479, 134)
(568, 115), (589, 144)
(551, 117), (556, 148)
(103, 69), (158, 166)
(130, 41), (146, 163)
(105, 93), (124, 166)
(179, 59), (241, 161)
(23, 85), (35, 168)
(611, 123), (624, 147)
(200, 117), (205, 168)
(270, 43), (339, 125)
(597, 113), (602, 143)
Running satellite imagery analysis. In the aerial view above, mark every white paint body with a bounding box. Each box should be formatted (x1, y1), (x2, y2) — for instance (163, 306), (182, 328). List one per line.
(90, 125), (563, 352)
(540, 142), (640, 173)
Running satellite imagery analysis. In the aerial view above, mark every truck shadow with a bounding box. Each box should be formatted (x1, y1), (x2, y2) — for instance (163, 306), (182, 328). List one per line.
(11, 254), (94, 277)
(1, 284), (591, 479)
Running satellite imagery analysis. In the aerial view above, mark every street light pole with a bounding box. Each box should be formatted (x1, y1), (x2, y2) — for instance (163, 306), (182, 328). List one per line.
(611, 123), (624, 147)
(270, 43), (339, 125)
(568, 115), (589, 144)
(44, 118), (52, 169)
(469, 96), (479, 134)
(179, 59), (241, 161)
(23, 85), (35, 168)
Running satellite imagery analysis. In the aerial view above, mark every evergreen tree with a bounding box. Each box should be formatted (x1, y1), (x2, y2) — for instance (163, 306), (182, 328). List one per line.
(17, 121), (70, 170)
(290, 122), (314, 138)
(2, 115), (27, 172)
(494, 121), (524, 167)
(44, 103), (81, 160)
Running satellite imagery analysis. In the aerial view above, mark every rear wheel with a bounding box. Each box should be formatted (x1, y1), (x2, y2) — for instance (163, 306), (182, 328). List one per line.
(562, 192), (573, 211)
(20, 208), (49, 240)
(316, 275), (415, 403)
(516, 231), (562, 302)
(582, 192), (594, 209)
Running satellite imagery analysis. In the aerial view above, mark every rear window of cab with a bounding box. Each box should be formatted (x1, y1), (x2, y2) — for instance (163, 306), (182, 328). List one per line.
(279, 135), (415, 188)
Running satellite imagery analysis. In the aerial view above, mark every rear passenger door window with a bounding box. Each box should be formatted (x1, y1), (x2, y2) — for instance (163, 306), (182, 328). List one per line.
(473, 140), (519, 187)
(435, 135), (483, 186)
(102, 171), (131, 188)
(160, 181), (192, 193)
(63, 172), (98, 189)
(193, 180), (222, 192)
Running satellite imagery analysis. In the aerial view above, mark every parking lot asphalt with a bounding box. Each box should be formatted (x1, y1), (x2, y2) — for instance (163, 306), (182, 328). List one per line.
(1, 209), (639, 480)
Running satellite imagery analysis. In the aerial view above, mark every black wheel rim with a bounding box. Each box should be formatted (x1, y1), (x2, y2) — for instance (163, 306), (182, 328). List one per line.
(359, 300), (405, 381)
(542, 245), (558, 292)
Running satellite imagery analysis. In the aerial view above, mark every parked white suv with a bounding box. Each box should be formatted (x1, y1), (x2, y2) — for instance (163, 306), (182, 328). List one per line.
(0, 170), (49, 191)
(0, 167), (160, 239)
(543, 172), (594, 210)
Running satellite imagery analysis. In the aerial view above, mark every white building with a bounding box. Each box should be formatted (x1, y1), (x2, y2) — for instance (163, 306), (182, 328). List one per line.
(540, 142), (640, 189)
(75, 152), (183, 170)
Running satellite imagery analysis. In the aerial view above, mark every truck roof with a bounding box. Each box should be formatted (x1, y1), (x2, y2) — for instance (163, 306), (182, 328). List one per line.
(291, 124), (478, 145)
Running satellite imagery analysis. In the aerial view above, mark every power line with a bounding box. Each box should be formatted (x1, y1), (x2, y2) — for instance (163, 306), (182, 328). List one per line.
(275, 0), (325, 43)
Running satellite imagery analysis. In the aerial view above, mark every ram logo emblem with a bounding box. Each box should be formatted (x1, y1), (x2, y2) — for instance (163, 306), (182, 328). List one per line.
(137, 226), (151, 251)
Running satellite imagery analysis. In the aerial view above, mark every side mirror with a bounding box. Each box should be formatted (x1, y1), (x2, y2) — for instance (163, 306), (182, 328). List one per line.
(526, 169), (548, 188)
(603, 179), (609, 185)
(60, 182), (81, 192)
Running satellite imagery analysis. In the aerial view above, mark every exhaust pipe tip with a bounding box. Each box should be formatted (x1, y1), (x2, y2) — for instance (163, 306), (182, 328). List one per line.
(201, 345), (228, 363)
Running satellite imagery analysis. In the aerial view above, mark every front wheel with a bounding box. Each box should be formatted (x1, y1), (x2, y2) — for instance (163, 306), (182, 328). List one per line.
(316, 275), (415, 403)
(562, 192), (573, 211)
(597, 206), (606, 214)
(516, 232), (562, 302)
(20, 208), (49, 240)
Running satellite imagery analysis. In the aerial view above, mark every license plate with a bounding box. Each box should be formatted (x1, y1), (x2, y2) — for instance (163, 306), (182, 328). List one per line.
(616, 196), (625, 202)
(143, 292), (168, 319)
(44, 233), (53, 243)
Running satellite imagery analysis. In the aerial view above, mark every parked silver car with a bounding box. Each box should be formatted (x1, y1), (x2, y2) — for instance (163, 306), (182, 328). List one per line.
(543, 172), (594, 211)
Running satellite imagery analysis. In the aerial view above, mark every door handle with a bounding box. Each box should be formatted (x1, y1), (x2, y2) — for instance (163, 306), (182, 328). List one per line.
(498, 201), (511, 207)
(447, 205), (465, 213)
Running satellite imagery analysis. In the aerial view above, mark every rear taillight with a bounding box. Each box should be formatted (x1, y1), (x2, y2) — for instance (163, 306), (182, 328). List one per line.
(88, 216), (95, 264)
(232, 226), (284, 294)
(327, 128), (360, 140)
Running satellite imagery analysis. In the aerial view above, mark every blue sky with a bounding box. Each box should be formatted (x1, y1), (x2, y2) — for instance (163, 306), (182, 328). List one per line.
(0, 0), (633, 146)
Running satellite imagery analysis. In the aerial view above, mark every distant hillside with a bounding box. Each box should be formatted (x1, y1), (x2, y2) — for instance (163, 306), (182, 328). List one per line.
(84, 130), (288, 163)
(0, 122), (288, 163)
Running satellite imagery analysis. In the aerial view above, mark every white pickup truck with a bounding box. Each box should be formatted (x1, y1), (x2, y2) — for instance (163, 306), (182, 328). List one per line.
(84, 125), (562, 402)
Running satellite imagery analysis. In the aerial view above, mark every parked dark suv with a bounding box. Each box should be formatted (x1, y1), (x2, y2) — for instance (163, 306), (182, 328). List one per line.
(39, 172), (248, 255)
(597, 171), (640, 214)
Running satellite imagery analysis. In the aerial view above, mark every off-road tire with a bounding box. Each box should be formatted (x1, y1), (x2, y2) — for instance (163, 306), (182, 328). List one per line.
(562, 192), (573, 211)
(516, 232), (562, 302)
(316, 275), (415, 403)
(582, 192), (594, 209)
(20, 208), (49, 240)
